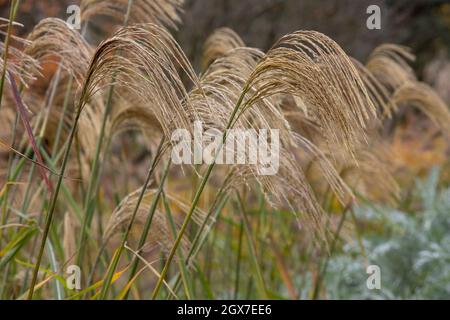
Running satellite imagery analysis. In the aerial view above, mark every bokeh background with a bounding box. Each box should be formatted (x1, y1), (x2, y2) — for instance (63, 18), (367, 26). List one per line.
(2, 0), (450, 103)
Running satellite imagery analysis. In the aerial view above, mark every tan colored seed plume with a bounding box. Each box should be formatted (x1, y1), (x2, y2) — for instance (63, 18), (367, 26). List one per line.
(188, 32), (374, 239)
(388, 82), (450, 137)
(243, 31), (377, 156)
(202, 27), (245, 70)
(366, 44), (416, 92)
(24, 18), (99, 172)
(104, 188), (171, 251)
(25, 18), (93, 87)
(105, 186), (206, 254)
(77, 23), (201, 139)
(81, 0), (184, 30)
(352, 57), (391, 120)
(0, 20), (40, 88)
(341, 146), (400, 206)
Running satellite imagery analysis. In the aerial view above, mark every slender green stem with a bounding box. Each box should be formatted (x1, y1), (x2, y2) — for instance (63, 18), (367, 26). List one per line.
(2, 66), (62, 295)
(98, 138), (165, 299)
(77, 0), (134, 266)
(77, 85), (114, 266)
(236, 193), (268, 299)
(312, 205), (350, 300)
(1, 114), (19, 227)
(234, 221), (244, 299)
(123, 148), (170, 299)
(52, 76), (73, 156)
(0, 0), (20, 110)
(151, 161), (217, 299)
(167, 187), (228, 299)
(161, 190), (193, 299)
(86, 139), (164, 291)
(151, 87), (249, 299)
(27, 93), (86, 299)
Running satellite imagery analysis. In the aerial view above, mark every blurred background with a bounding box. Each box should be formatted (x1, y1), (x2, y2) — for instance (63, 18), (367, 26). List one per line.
(2, 0), (450, 103)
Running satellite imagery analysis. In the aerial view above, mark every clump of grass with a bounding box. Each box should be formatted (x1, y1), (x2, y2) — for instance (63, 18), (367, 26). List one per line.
(0, 0), (449, 301)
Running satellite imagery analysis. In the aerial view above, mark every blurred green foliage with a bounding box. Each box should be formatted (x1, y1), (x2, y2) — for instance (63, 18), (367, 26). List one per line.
(322, 168), (450, 299)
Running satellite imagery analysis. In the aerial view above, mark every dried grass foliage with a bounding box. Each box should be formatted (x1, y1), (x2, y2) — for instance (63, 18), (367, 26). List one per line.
(245, 31), (377, 156)
(202, 27), (245, 69)
(362, 44), (450, 136)
(104, 187), (204, 255)
(81, 0), (184, 30)
(3, 1), (450, 302)
(0, 21), (40, 88)
(25, 18), (93, 87)
(366, 44), (416, 92)
(389, 82), (450, 138)
(79, 24), (200, 137)
(3, 8), (449, 253)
